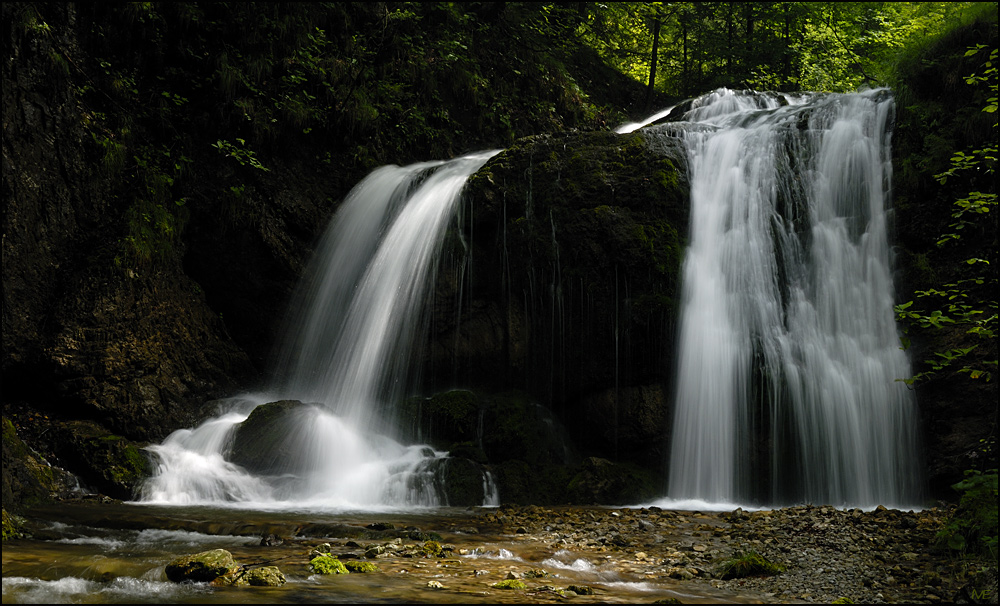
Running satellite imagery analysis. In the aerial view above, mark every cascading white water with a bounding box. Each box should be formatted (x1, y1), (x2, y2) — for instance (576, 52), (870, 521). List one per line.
(649, 88), (922, 508)
(273, 152), (499, 433)
(141, 151), (501, 508)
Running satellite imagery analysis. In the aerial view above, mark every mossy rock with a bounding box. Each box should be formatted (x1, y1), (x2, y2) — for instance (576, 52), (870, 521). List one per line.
(2, 508), (25, 541)
(232, 566), (287, 587)
(52, 420), (151, 500)
(491, 579), (527, 590)
(344, 560), (381, 573)
(479, 393), (574, 467)
(229, 400), (309, 474)
(2, 417), (58, 510)
(310, 555), (348, 575)
(422, 540), (443, 557)
(165, 549), (239, 582)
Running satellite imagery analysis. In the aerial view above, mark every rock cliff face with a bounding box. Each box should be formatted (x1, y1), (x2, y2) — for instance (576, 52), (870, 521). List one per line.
(2, 5), (259, 443)
(1, 4), (337, 503)
(421, 131), (688, 465)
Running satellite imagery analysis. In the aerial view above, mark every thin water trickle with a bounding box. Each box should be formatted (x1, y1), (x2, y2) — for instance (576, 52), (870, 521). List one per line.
(638, 89), (922, 508)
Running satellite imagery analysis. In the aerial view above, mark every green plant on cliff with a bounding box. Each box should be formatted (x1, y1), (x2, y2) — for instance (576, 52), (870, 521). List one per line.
(896, 44), (998, 385)
(935, 467), (999, 559)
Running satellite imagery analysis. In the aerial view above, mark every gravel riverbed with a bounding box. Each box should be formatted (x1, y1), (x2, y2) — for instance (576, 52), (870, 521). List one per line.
(5, 501), (997, 604)
(464, 503), (998, 604)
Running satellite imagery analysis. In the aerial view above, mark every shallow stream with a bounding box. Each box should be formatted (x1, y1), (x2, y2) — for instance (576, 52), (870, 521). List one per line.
(2, 502), (767, 604)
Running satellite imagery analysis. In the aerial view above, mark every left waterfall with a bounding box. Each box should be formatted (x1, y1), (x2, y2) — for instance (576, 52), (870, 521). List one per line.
(139, 151), (500, 509)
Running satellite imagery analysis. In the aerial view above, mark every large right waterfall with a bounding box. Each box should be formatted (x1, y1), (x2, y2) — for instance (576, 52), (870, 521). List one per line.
(659, 88), (922, 508)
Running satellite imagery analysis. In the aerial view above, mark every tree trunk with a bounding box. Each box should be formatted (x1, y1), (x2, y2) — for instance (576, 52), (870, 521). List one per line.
(645, 18), (661, 109)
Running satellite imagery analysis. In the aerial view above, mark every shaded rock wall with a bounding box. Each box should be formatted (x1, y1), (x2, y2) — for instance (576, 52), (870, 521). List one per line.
(2, 4), (259, 442)
(420, 130), (689, 465)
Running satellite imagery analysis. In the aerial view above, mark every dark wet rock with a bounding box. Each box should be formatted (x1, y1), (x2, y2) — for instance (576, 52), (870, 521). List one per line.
(579, 384), (669, 461)
(227, 565), (287, 587)
(400, 390), (480, 449)
(447, 442), (489, 464)
(259, 533), (283, 546)
(2, 417), (62, 509)
(566, 456), (659, 504)
(228, 400), (309, 474)
(427, 131), (689, 466)
(437, 457), (492, 507)
(50, 420), (151, 500)
(165, 548), (239, 583)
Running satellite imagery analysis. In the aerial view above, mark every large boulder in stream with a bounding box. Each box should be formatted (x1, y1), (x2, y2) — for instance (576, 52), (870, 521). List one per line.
(165, 548), (240, 583)
(228, 400), (311, 474)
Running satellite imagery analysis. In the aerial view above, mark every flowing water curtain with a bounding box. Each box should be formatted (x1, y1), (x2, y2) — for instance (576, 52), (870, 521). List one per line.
(141, 151), (501, 508)
(272, 152), (500, 436)
(656, 89), (922, 508)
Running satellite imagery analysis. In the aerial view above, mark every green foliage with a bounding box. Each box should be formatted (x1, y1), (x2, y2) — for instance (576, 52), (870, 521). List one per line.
(309, 555), (348, 575)
(579, 2), (994, 96)
(211, 138), (269, 172)
(896, 42), (998, 385)
(715, 549), (786, 580)
(935, 468), (999, 558)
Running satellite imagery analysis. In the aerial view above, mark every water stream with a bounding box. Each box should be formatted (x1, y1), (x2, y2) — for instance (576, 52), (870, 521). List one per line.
(140, 151), (501, 509)
(649, 88), (922, 508)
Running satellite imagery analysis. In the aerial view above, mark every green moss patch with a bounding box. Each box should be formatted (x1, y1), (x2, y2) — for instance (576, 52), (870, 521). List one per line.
(715, 550), (786, 580)
(310, 555), (348, 575)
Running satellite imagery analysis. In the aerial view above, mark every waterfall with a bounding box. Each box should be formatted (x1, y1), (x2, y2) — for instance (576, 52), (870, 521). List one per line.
(141, 151), (500, 508)
(651, 89), (922, 508)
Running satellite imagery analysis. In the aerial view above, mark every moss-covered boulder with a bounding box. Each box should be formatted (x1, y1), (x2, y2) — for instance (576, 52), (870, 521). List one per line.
(2, 508), (25, 541)
(579, 384), (669, 461)
(344, 560), (381, 573)
(165, 549), (239, 583)
(2, 417), (59, 510)
(230, 566), (287, 586)
(310, 555), (348, 575)
(51, 420), (151, 500)
(228, 400), (309, 474)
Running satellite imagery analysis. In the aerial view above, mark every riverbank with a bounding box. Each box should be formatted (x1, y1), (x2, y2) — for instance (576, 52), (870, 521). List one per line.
(2, 501), (996, 604)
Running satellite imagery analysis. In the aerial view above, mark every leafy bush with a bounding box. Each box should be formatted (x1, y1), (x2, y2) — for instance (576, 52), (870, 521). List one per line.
(936, 468), (999, 558)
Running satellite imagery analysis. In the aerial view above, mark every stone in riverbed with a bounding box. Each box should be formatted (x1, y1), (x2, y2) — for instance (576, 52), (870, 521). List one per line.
(165, 549), (239, 582)
(228, 566), (287, 587)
